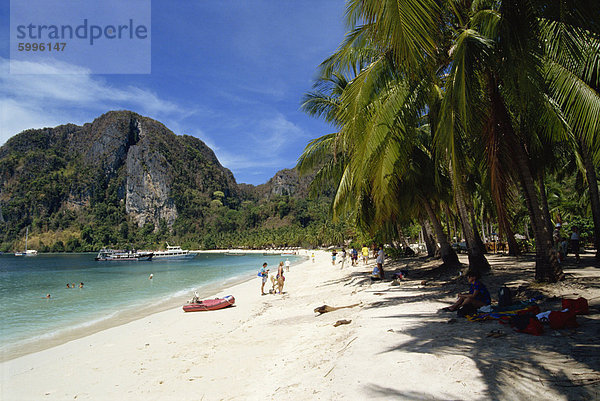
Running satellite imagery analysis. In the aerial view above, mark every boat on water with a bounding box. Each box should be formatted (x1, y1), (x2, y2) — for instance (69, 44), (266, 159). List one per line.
(95, 249), (154, 261)
(15, 227), (37, 256)
(149, 244), (196, 259)
(224, 252), (245, 256)
(183, 295), (235, 312)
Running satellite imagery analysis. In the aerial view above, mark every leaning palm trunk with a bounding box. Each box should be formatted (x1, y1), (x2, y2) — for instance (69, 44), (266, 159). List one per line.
(422, 199), (459, 267)
(421, 218), (439, 257)
(580, 140), (600, 263)
(503, 219), (520, 256)
(453, 176), (491, 274)
(469, 208), (487, 255)
(490, 88), (562, 281)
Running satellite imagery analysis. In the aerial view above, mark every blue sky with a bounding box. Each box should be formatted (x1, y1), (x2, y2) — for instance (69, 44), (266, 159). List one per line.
(0, 1), (346, 184)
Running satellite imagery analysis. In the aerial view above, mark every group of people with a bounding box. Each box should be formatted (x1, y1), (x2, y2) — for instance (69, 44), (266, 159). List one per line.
(329, 244), (386, 279)
(66, 282), (84, 289)
(259, 259), (289, 295)
(553, 224), (581, 263)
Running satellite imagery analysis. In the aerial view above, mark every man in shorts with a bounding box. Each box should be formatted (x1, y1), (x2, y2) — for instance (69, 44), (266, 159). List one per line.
(259, 263), (269, 295)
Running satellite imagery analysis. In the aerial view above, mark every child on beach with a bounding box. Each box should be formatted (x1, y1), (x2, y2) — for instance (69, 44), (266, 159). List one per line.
(361, 245), (369, 264)
(445, 271), (491, 312)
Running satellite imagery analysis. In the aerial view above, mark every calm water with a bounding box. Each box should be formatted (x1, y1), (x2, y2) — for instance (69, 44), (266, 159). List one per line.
(0, 252), (300, 360)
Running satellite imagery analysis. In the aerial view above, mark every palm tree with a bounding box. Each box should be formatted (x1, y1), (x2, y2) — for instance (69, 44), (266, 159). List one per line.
(303, 0), (599, 281)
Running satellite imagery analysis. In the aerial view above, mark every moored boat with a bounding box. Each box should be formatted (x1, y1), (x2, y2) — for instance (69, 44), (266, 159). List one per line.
(15, 227), (37, 256)
(95, 249), (154, 261)
(183, 295), (235, 312)
(149, 244), (196, 259)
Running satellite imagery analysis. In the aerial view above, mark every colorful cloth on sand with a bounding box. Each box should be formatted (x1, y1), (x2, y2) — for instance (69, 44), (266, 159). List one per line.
(466, 301), (539, 322)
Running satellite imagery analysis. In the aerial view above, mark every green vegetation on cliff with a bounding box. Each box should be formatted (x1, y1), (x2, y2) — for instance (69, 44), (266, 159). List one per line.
(0, 111), (346, 252)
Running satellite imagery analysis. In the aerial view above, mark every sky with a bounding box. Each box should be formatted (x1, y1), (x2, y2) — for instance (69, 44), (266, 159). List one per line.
(0, 1), (347, 184)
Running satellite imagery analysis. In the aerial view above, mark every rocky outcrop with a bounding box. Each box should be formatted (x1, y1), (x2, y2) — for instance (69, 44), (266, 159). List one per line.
(125, 129), (177, 227)
(254, 168), (314, 199)
(0, 110), (238, 231)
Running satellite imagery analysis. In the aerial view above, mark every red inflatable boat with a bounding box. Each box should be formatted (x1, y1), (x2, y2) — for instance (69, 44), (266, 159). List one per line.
(183, 295), (235, 312)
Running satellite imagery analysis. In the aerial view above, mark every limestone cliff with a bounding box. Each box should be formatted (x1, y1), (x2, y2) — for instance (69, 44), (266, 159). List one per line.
(0, 110), (237, 231)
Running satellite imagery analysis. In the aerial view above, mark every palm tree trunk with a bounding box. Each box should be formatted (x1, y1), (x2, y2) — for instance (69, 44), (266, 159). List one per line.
(454, 178), (491, 274)
(423, 198), (459, 266)
(580, 140), (600, 263)
(490, 84), (561, 282)
(494, 195), (520, 256)
(538, 173), (554, 239)
(421, 218), (438, 257)
(504, 220), (520, 256)
(469, 209), (487, 254)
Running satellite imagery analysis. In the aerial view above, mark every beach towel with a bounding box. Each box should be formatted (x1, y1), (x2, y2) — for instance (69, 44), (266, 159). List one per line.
(466, 302), (540, 322)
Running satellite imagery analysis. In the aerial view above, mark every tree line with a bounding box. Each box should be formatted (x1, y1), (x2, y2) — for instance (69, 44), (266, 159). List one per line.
(298, 0), (600, 282)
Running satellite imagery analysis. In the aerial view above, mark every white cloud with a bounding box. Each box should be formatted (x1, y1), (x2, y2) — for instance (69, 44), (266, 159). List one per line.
(0, 58), (193, 144)
(254, 113), (304, 152)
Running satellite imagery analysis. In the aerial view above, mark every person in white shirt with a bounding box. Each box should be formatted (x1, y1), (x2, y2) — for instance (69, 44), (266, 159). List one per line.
(376, 244), (385, 279)
(570, 226), (581, 263)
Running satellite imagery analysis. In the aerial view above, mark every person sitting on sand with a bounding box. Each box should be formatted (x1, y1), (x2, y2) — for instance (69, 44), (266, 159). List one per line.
(445, 271), (491, 312)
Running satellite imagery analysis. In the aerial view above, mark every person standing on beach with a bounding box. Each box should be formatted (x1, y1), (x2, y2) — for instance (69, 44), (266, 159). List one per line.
(259, 263), (269, 295)
(277, 261), (285, 294)
(331, 250), (337, 265)
(376, 244), (385, 279)
(570, 226), (581, 263)
(285, 259), (291, 271)
(361, 245), (369, 264)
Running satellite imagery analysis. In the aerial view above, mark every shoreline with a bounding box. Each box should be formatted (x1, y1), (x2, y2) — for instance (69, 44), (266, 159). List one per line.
(0, 252), (308, 363)
(2, 251), (598, 400)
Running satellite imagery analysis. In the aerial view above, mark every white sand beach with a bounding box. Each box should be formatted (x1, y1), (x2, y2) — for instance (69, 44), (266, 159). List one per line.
(1, 251), (598, 400)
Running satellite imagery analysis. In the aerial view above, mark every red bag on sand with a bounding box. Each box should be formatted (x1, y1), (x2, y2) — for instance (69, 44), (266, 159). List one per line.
(523, 317), (544, 335)
(562, 297), (589, 315)
(548, 310), (578, 329)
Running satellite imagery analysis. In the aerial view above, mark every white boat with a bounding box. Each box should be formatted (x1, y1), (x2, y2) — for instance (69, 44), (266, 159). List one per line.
(15, 227), (37, 256)
(150, 244), (196, 259)
(95, 249), (153, 261)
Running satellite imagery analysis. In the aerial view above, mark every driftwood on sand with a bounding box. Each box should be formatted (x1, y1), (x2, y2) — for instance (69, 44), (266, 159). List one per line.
(313, 303), (360, 315)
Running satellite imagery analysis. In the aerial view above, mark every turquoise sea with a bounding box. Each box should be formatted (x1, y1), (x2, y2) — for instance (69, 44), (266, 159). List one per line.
(0, 252), (301, 361)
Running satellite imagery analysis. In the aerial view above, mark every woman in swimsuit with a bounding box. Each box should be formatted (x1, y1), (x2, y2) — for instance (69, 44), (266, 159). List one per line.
(276, 261), (285, 294)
